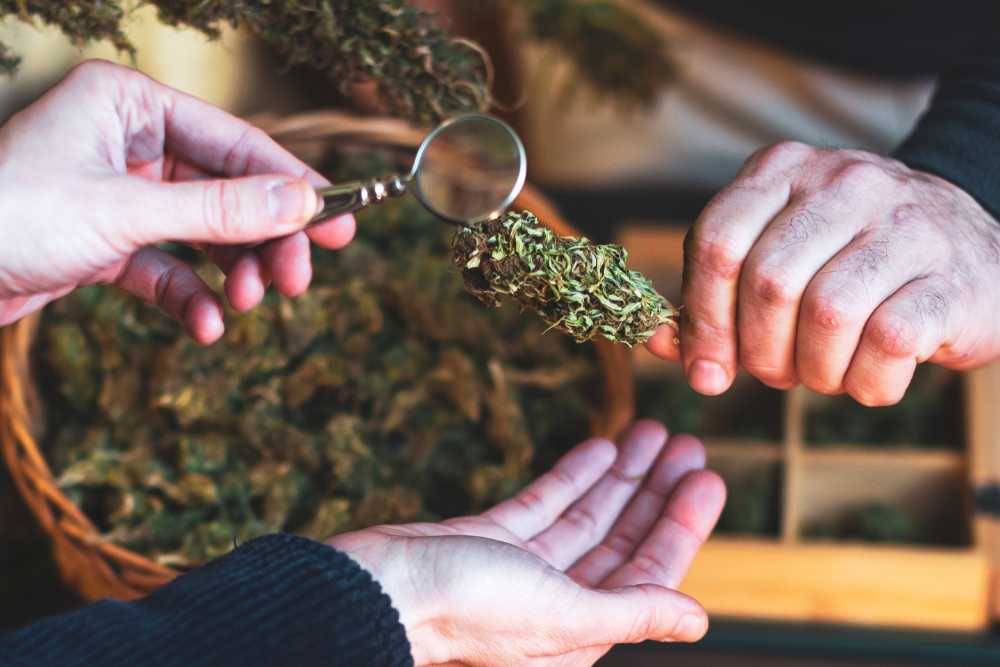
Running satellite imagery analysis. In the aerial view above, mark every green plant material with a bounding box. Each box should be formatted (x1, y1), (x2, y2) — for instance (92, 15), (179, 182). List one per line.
(805, 503), (922, 544)
(520, 0), (675, 108)
(453, 210), (677, 346)
(635, 376), (784, 441)
(805, 365), (964, 448)
(0, 1), (491, 123)
(715, 469), (779, 537)
(0, 1), (133, 73)
(39, 164), (599, 567)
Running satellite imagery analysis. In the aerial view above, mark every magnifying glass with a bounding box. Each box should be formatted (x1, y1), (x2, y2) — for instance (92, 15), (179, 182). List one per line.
(308, 113), (527, 228)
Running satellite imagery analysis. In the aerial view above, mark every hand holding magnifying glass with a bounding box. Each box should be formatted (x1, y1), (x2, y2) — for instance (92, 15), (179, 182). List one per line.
(309, 113), (527, 228)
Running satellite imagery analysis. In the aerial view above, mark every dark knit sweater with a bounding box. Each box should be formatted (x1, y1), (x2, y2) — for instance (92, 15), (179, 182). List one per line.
(0, 534), (413, 666)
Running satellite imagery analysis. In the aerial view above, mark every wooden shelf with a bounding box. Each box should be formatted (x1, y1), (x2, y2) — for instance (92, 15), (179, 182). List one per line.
(802, 446), (964, 470)
(706, 439), (782, 462)
(682, 539), (989, 631)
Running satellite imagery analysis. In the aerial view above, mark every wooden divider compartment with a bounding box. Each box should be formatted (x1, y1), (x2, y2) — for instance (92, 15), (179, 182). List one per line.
(619, 223), (992, 631)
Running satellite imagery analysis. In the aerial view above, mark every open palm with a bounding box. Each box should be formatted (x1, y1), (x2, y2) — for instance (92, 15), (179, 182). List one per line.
(327, 420), (726, 666)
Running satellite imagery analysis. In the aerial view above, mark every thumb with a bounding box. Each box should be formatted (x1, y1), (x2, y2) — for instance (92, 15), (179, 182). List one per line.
(132, 175), (321, 246)
(570, 584), (708, 646)
(645, 324), (681, 362)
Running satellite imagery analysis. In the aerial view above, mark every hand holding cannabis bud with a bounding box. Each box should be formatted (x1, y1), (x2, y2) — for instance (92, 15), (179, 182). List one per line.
(327, 421), (725, 666)
(647, 143), (1000, 406)
(0, 59), (356, 343)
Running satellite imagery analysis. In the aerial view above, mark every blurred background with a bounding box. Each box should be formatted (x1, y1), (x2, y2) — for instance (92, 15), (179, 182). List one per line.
(2, 1), (1000, 665)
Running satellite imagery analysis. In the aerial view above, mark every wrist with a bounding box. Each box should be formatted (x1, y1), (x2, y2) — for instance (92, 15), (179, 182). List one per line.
(326, 532), (450, 666)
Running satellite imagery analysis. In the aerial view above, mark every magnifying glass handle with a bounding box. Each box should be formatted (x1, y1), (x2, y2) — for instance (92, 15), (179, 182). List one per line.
(308, 175), (408, 228)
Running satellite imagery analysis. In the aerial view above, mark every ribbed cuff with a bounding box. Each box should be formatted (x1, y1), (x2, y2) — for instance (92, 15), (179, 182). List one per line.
(894, 61), (1000, 222)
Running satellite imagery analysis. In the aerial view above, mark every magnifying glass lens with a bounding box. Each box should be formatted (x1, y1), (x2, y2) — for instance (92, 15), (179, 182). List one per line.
(415, 117), (523, 224)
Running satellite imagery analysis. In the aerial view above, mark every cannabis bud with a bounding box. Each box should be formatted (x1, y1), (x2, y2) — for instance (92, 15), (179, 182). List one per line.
(453, 210), (677, 346)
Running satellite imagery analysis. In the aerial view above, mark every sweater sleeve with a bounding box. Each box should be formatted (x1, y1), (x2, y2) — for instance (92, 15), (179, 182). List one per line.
(0, 533), (413, 667)
(894, 55), (1000, 221)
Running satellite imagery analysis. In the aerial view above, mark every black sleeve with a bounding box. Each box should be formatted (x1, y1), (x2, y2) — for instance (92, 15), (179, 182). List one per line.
(894, 55), (1000, 221)
(0, 534), (413, 667)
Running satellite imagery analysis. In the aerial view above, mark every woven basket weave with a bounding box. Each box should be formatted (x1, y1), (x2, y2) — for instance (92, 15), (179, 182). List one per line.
(0, 112), (635, 601)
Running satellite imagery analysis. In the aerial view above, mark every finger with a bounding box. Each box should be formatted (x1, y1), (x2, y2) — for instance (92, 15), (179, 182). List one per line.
(130, 174), (322, 246)
(681, 144), (805, 395)
(260, 232), (313, 298)
(644, 324), (680, 362)
(567, 434), (706, 587)
(527, 421), (668, 569)
(114, 247), (224, 344)
(569, 584), (708, 645)
(483, 438), (617, 541)
(796, 228), (935, 395)
(601, 470), (726, 591)
(843, 277), (953, 406)
(737, 198), (866, 389)
(307, 214), (357, 250)
(146, 70), (328, 186)
(224, 251), (269, 312)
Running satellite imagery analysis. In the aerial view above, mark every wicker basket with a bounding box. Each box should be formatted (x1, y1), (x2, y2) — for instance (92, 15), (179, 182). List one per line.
(0, 112), (635, 602)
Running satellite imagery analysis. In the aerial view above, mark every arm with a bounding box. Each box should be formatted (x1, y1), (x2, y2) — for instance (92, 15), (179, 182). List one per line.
(2, 535), (410, 667)
(895, 55), (1000, 221)
(646, 50), (1000, 406)
(4, 422), (725, 667)
(0, 59), (356, 343)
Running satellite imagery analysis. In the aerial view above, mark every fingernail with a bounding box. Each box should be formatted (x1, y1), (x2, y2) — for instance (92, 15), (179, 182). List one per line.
(267, 179), (310, 226)
(688, 359), (728, 395)
(675, 614), (708, 641)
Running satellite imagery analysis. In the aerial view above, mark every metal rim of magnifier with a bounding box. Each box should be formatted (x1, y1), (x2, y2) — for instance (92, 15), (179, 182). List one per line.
(408, 112), (527, 227)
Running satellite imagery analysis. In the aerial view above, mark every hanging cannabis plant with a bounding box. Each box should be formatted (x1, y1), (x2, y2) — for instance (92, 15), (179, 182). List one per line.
(0, 0), (492, 123)
(453, 210), (677, 346)
(1, 1), (678, 120)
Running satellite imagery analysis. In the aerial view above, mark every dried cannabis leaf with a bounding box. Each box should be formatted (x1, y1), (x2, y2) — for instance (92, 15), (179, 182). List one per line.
(151, 0), (492, 122)
(0, 1), (134, 73)
(453, 210), (677, 346)
(0, 1), (491, 123)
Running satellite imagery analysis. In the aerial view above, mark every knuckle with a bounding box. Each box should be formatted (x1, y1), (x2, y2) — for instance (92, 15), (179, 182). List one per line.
(604, 531), (635, 556)
(222, 126), (266, 176)
(513, 488), (545, 514)
(739, 354), (796, 388)
(562, 505), (600, 538)
(829, 159), (892, 194)
(867, 313), (921, 359)
(850, 383), (904, 407)
(203, 180), (244, 239)
(746, 264), (796, 306)
(801, 374), (844, 396)
(803, 294), (854, 335)
(889, 202), (923, 227)
(684, 313), (731, 344)
(631, 600), (660, 642)
(749, 140), (812, 175)
(66, 58), (118, 82)
(630, 552), (669, 582)
(152, 265), (180, 310)
(684, 234), (743, 280)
